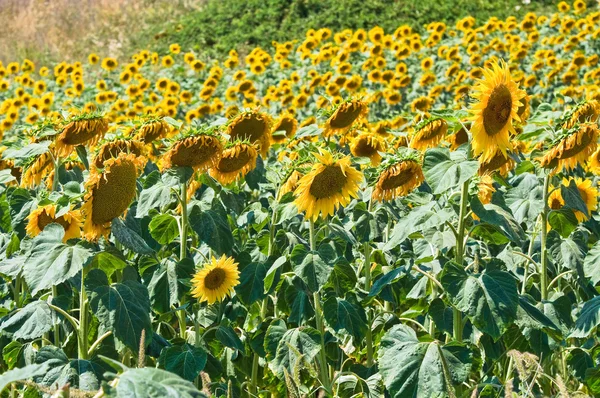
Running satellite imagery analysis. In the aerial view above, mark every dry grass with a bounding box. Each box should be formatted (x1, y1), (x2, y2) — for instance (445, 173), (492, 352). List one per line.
(0, 0), (199, 65)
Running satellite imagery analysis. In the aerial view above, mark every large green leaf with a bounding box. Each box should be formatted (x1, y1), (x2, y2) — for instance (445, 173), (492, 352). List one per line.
(111, 218), (155, 255)
(323, 294), (367, 340)
(470, 198), (525, 243)
(384, 204), (454, 251)
(0, 363), (50, 393)
(136, 179), (174, 218)
(86, 269), (152, 352)
(0, 300), (52, 339)
(145, 257), (194, 314)
(158, 344), (207, 382)
(3, 141), (51, 166)
(561, 180), (589, 217)
(34, 346), (106, 391)
(584, 240), (600, 285)
(106, 367), (206, 398)
(149, 214), (180, 245)
(235, 261), (267, 305)
(571, 295), (600, 338)
(22, 224), (93, 295)
(441, 261), (518, 340)
(269, 327), (321, 379)
(504, 173), (543, 223)
(378, 324), (474, 397)
(548, 230), (587, 281)
(290, 244), (332, 293)
(422, 147), (478, 194)
(189, 206), (234, 255)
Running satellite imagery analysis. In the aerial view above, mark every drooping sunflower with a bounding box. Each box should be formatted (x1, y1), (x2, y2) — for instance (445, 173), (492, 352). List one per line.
(26, 205), (82, 242)
(163, 133), (223, 173)
(93, 139), (145, 170)
(561, 100), (600, 130)
(322, 99), (368, 137)
(478, 148), (515, 176)
(294, 151), (363, 221)
(448, 123), (470, 150)
(372, 154), (424, 202)
(209, 142), (258, 185)
(190, 255), (240, 304)
(562, 177), (598, 223)
(540, 123), (599, 171)
(226, 109), (272, 156)
(134, 118), (172, 144)
(350, 132), (386, 165)
(81, 153), (145, 241)
(469, 61), (525, 163)
(54, 114), (109, 157)
(278, 169), (304, 199)
(21, 151), (54, 188)
(477, 174), (496, 205)
(271, 114), (298, 144)
(587, 146), (600, 174)
(410, 117), (448, 151)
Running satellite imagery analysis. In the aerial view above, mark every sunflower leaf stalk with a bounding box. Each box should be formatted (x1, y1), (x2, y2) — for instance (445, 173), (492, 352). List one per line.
(540, 173), (550, 300)
(178, 180), (189, 340)
(453, 179), (470, 341)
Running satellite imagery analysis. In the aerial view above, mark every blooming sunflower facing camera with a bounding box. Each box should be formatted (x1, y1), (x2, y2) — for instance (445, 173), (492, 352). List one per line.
(191, 255), (240, 304)
(469, 61), (525, 163)
(26, 204), (82, 242)
(294, 150), (363, 221)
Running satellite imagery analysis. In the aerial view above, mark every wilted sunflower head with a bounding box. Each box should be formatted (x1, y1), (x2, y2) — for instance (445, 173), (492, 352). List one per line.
(323, 99), (368, 137)
(410, 117), (448, 151)
(134, 118), (172, 144)
(163, 132), (223, 173)
(81, 153), (145, 241)
(191, 255), (240, 304)
(350, 132), (386, 165)
(294, 150), (363, 221)
(561, 100), (600, 130)
(26, 204), (82, 242)
(469, 60), (525, 163)
(21, 151), (54, 189)
(271, 114), (299, 143)
(278, 169), (306, 199)
(477, 174), (496, 205)
(55, 113), (109, 157)
(540, 123), (599, 172)
(478, 148), (515, 176)
(226, 109), (272, 156)
(209, 142), (258, 185)
(372, 151), (424, 202)
(93, 139), (145, 170)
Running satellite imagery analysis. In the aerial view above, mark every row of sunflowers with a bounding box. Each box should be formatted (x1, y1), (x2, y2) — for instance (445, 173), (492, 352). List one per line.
(1, 0), (600, 396)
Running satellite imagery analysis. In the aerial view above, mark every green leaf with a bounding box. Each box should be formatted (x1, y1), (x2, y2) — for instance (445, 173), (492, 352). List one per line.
(422, 147), (478, 194)
(571, 295), (600, 338)
(189, 206), (233, 255)
(323, 294), (367, 340)
(34, 346), (107, 391)
(561, 180), (589, 216)
(106, 367), (205, 398)
(0, 363), (50, 393)
(22, 224), (92, 295)
(384, 204), (454, 251)
(269, 327), (321, 379)
(585, 367), (600, 396)
(584, 241), (600, 285)
(428, 298), (453, 334)
(470, 197), (525, 243)
(264, 319), (287, 361)
(136, 180), (174, 218)
(264, 256), (287, 293)
(567, 348), (593, 382)
(158, 344), (207, 382)
(145, 258), (194, 314)
(505, 174), (543, 223)
(379, 324), (474, 397)
(290, 244), (332, 293)
(86, 269), (152, 352)
(547, 209), (578, 238)
(149, 214), (180, 245)
(3, 141), (51, 166)
(441, 261), (518, 340)
(0, 300), (52, 339)
(235, 262), (267, 305)
(111, 218), (154, 255)
(548, 230), (587, 278)
(0, 170), (16, 185)
(215, 323), (245, 354)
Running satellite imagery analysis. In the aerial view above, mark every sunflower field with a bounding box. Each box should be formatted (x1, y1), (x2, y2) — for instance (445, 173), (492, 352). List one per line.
(3, 0), (600, 397)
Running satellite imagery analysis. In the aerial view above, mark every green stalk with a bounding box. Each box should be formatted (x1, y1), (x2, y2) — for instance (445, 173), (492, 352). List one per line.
(177, 180), (189, 340)
(540, 173), (550, 300)
(364, 200), (374, 368)
(52, 285), (60, 346)
(51, 153), (61, 344)
(78, 268), (89, 360)
(310, 220), (331, 393)
(453, 179), (470, 342)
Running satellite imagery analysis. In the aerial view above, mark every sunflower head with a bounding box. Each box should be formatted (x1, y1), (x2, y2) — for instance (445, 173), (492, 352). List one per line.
(191, 255), (240, 304)
(372, 151), (424, 202)
(134, 117), (173, 144)
(93, 138), (145, 170)
(271, 114), (299, 143)
(540, 123), (599, 172)
(81, 153), (145, 241)
(478, 148), (515, 176)
(477, 174), (496, 205)
(469, 60), (525, 163)
(410, 117), (448, 151)
(560, 100), (600, 130)
(55, 113), (109, 157)
(21, 151), (54, 189)
(322, 99), (368, 137)
(350, 132), (386, 165)
(26, 205), (82, 242)
(209, 142), (258, 185)
(163, 131), (223, 173)
(294, 150), (363, 221)
(226, 109), (272, 156)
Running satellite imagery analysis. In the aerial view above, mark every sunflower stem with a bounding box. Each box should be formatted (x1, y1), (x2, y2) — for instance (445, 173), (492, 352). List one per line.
(453, 179), (470, 342)
(364, 200), (374, 368)
(177, 180), (189, 340)
(51, 285), (60, 346)
(78, 267), (89, 360)
(540, 173), (550, 300)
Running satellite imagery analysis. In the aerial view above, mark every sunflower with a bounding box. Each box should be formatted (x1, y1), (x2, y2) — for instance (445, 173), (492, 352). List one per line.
(322, 99), (368, 137)
(81, 153), (145, 241)
(561, 100), (600, 129)
(190, 255), (240, 304)
(271, 114), (298, 143)
(540, 123), (599, 171)
(548, 186), (565, 210)
(588, 147), (600, 174)
(410, 118), (448, 151)
(448, 124), (470, 150)
(93, 139), (145, 169)
(278, 169), (304, 199)
(21, 151), (54, 188)
(209, 142), (258, 185)
(372, 156), (424, 202)
(469, 61), (525, 163)
(134, 118), (172, 144)
(562, 177), (598, 222)
(294, 151), (363, 221)
(477, 174), (496, 205)
(55, 114), (109, 157)
(163, 134), (223, 173)
(26, 205), (82, 242)
(478, 148), (515, 176)
(226, 110), (272, 156)
(350, 132), (386, 165)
